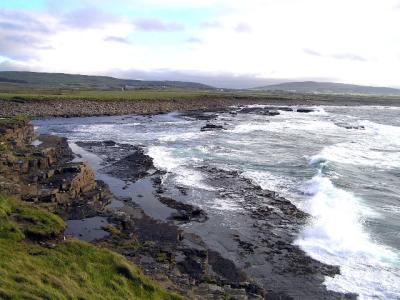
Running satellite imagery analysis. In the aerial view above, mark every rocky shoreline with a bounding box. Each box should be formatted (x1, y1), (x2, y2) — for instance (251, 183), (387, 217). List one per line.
(0, 118), (265, 299)
(1, 92), (400, 118)
(0, 110), (360, 299)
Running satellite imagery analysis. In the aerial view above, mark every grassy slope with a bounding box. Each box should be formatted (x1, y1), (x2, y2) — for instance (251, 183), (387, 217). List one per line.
(0, 195), (181, 300)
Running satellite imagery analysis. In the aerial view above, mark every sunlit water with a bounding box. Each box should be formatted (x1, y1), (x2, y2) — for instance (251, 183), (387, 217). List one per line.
(34, 105), (400, 299)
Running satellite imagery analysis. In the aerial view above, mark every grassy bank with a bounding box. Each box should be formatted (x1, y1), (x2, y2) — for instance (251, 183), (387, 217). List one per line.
(0, 195), (181, 300)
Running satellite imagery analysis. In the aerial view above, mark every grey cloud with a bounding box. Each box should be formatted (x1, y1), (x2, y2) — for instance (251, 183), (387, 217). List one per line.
(104, 36), (131, 44)
(61, 7), (117, 29)
(0, 10), (53, 61)
(133, 18), (184, 31)
(331, 53), (366, 62)
(0, 9), (51, 33)
(303, 48), (322, 57)
(0, 21), (26, 31)
(235, 22), (252, 33)
(0, 35), (44, 60)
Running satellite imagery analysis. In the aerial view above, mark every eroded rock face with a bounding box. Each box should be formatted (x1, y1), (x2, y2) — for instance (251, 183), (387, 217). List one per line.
(0, 118), (33, 147)
(0, 119), (111, 218)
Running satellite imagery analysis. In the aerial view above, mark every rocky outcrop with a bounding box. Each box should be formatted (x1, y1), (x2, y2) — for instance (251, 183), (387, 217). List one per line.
(238, 107), (281, 116)
(0, 119), (111, 218)
(0, 117), (33, 147)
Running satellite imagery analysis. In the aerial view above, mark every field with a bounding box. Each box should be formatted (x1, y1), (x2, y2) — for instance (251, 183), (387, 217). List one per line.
(0, 89), (233, 102)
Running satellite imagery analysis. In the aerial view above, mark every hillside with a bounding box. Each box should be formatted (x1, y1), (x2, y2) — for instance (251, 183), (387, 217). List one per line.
(253, 81), (400, 95)
(0, 71), (214, 90)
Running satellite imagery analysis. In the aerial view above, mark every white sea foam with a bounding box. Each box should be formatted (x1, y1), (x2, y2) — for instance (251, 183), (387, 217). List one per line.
(158, 131), (203, 142)
(147, 146), (214, 191)
(295, 173), (400, 299)
(147, 146), (183, 172)
(210, 198), (243, 212)
(360, 120), (400, 147)
(310, 120), (400, 168)
(231, 119), (338, 134)
(242, 170), (295, 200)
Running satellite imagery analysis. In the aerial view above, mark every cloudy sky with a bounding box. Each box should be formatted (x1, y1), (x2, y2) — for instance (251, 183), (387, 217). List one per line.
(0, 0), (400, 88)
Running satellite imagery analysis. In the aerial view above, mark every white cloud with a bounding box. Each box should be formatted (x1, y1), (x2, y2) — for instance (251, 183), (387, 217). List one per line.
(1, 0), (400, 88)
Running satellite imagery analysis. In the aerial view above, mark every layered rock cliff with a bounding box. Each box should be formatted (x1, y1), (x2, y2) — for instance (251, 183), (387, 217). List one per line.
(0, 118), (111, 217)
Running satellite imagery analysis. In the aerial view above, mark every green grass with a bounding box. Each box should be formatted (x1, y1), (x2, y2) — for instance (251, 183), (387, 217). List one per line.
(0, 195), (181, 300)
(0, 89), (232, 102)
(0, 88), (294, 103)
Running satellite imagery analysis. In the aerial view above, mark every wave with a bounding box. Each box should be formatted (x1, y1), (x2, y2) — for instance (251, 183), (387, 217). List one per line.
(158, 131), (208, 142)
(242, 170), (296, 200)
(147, 146), (215, 191)
(295, 172), (400, 299)
(310, 120), (400, 169)
(230, 119), (337, 134)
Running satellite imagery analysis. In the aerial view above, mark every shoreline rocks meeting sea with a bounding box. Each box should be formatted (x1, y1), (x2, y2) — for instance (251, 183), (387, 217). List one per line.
(1, 100), (399, 299)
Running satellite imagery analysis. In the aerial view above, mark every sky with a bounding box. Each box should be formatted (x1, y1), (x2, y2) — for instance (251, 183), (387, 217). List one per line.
(0, 0), (400, 88)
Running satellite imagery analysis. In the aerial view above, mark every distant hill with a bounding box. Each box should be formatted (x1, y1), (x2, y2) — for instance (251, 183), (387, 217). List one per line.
(252, 81), (400, 95)
(0, 71), (215, 90)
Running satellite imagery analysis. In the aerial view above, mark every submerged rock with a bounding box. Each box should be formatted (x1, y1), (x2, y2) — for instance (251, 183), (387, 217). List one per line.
(335, 123), (365, 130)
(200, 124), (225, 131)
(296, 108), (314, 113)
(238, 107), (281, 116)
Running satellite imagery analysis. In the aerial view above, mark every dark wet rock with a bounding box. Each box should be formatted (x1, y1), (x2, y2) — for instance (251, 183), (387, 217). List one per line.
(158, 196), (208, 223)
(201, 124), (225, 131)
(76, 141), (139, 165)
(182, 110), (219, 121)
(176, 185), (189, 196)
(100, 148), (154, 182)
(208, 250), (247, 283)
(296, 108), (314, 113)
(103, 140), (116, 146)
(238, 107), (281, 116)
(335, 123), (365, 130)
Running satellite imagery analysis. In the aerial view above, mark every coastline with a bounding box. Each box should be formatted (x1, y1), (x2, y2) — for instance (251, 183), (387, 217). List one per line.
(3, 100), (396, 298)
(1, 92), (400, 118)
